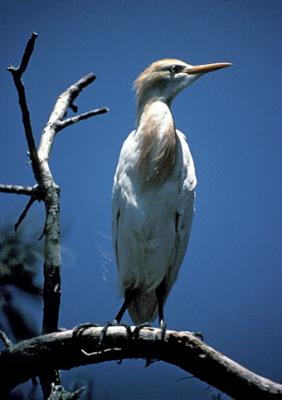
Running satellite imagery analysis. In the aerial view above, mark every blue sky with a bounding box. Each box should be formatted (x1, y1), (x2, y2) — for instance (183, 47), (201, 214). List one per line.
(0, 1), (282, 398)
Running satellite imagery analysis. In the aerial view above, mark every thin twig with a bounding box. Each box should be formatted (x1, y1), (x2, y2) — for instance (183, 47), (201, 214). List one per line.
(0, 184), (34, 196)
(0, 184), (43, 232)
(57, 107), (109, 132)
(14, 195), (37, 232)
(0, 329), (12, 348)
(7, 32), (41, 182)
(38, 219), (47, 241)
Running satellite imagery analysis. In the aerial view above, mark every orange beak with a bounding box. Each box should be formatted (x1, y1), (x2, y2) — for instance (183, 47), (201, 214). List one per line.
(184, 62), (232, 75)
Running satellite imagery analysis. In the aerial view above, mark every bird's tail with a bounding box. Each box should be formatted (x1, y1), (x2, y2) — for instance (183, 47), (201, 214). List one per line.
(127, 291), (159, 325)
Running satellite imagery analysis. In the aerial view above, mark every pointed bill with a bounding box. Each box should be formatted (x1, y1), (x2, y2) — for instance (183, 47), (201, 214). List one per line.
(185, 62), (232, 75)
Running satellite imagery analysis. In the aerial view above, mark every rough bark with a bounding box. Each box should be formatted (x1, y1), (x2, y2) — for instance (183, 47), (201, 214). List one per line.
(0, 326), (281, 400)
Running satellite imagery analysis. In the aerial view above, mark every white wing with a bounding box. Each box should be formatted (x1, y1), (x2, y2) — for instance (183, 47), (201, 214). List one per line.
(112, 131), (136, 272)
(166, 130), (196, 294)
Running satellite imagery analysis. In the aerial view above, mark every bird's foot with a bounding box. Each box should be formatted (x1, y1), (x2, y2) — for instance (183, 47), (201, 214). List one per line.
(99, 319), (132, 347)
(132, 322), (151, 339)
(72, 323), (102, 356)
(143, 321), (166, 368)
(73, 322), (101, 339)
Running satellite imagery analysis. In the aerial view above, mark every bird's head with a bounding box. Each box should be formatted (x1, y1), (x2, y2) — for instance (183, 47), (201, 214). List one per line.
(134, 58), (232, 107)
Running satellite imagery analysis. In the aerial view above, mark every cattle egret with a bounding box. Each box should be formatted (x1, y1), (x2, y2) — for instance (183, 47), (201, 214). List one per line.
(112, 59), (231, 330)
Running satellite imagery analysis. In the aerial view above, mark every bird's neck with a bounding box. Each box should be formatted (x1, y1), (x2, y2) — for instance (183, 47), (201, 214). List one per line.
(135, 98), (177, 187)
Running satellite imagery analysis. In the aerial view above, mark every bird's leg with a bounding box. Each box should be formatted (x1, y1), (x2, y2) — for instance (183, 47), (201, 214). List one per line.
(99, 289), (136, 346)
(73, 290), (135, 344)
(114, 292), (133, 324)
(156, 279), (167, 341)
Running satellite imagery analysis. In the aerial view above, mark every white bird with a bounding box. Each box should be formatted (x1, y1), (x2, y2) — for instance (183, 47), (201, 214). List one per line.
(112, 58), (231, 328)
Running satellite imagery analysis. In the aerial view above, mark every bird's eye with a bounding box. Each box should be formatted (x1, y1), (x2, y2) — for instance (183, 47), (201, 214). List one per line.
(169, 65), (183, 75)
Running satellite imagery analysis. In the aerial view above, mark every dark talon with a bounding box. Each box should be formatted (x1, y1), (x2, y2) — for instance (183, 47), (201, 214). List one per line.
(73, 322), (101, 339)
(119, 322), (132, 340)
(133, 322), (151, 339)
(99, 320), (132, 347)
(99, 319), (118, 346)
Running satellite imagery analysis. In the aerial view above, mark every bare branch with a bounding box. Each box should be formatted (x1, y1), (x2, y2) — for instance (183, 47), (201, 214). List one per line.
(0, 326), (281, 399)
(14, 195), (37, 232)
(38, 73), (98, 164)
(0, 330), (12, 349)
(12, 32), (38, 76)
(3, 33), (108, 398)
(0, 184), (34, 196)
(7, 32), (41, 182)
(57, 107), (109, 132)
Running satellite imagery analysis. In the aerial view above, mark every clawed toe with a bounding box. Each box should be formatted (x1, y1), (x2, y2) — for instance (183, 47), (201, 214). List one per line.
(99, 319), (118, 346)
(99, 320), (132, 347)
(133, 322), (151, 338)
(73, 322), (101, 339)
(159, 320), (166, 341)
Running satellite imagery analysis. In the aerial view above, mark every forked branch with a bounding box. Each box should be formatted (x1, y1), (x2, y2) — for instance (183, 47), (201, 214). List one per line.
(2, 32), (108, 398)
(7, 32), (41, 182)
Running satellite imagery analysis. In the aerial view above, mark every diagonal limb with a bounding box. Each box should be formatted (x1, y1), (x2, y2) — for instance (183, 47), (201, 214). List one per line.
(14, 195), (37, 232)
(7, 32), (41, 182)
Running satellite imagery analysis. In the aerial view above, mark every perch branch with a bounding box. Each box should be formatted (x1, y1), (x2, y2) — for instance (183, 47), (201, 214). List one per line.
(0, 326), (281, 400)
(0, 184), (34, 196)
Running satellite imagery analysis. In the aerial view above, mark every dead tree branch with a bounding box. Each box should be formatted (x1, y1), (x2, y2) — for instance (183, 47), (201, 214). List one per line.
(36, 73), (108, 338)
(56, 107), (109, 132)
(7, 32), (41, 182)
(0, 184), (34, 196)
(0, 326), (281, 400)
(2, 33), (108, 398)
